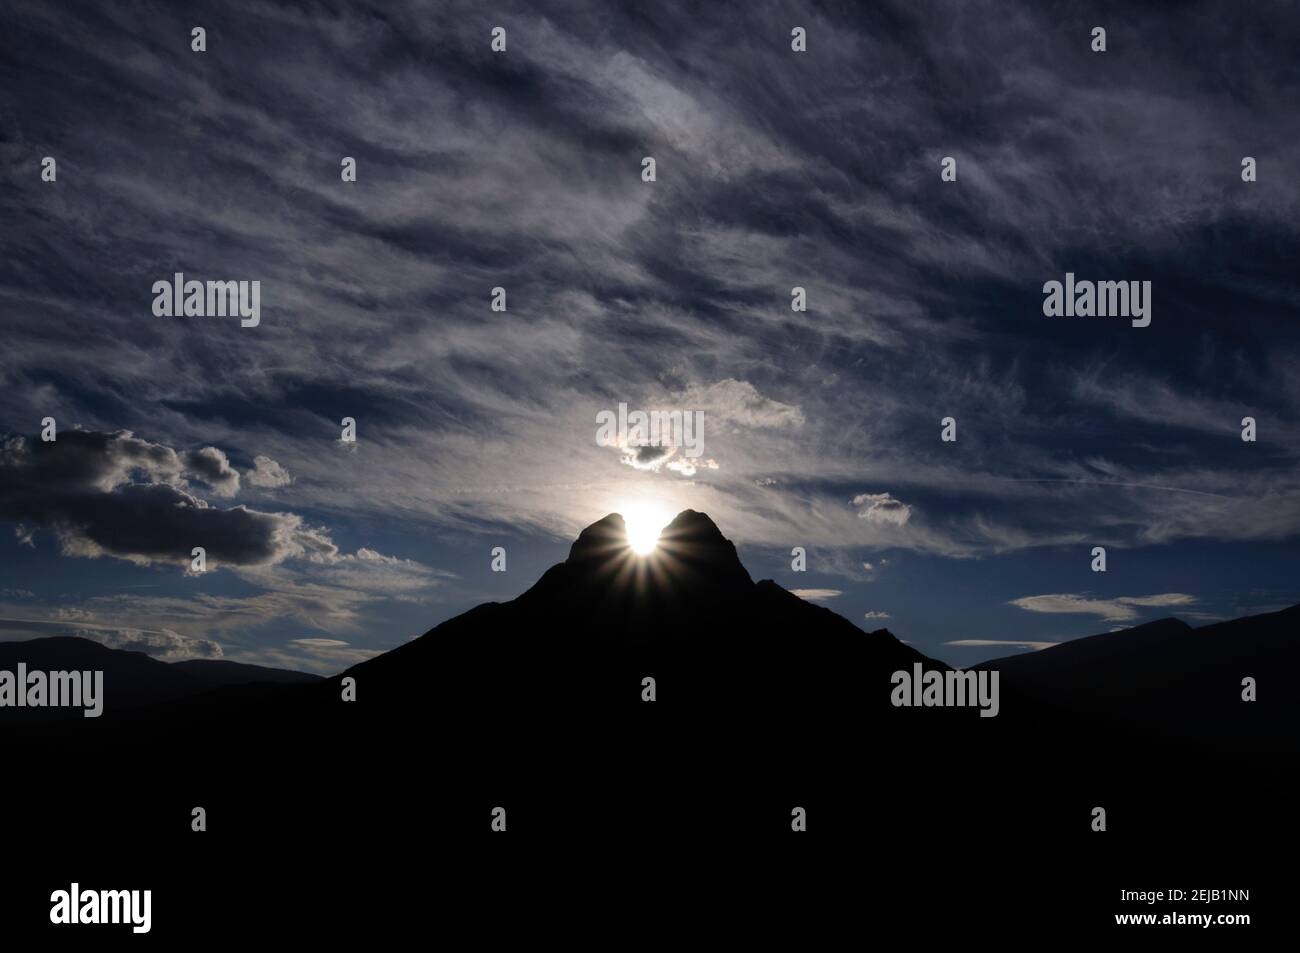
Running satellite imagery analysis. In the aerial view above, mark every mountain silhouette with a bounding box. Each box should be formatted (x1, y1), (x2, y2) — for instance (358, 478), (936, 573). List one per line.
(341, 509), (941, 731)
(0, 636), (317, 722)
(977, 606), (1297, 744)
(2, 509), (981, 838)
(5, 510), (1293, 754)
(3, 510), (1294, 938)
(169, 658), (322, 690)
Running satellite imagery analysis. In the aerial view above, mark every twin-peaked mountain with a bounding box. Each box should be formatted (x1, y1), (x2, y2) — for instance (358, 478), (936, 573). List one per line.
(341, 509), (940, 729)
(2, 509), (1293, 848)
(3, 509), (1294, 764)
(4, 510), (1294, 758)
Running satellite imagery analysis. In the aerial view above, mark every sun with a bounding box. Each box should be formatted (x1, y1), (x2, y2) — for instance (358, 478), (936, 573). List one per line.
(622, 502), (672, 555)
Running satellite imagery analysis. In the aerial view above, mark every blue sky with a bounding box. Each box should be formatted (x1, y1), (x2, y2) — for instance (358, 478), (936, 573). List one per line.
(2, 1), (1298, 672)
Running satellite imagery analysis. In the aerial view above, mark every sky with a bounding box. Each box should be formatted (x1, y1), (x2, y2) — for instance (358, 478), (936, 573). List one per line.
(2, 0), (1298, 673)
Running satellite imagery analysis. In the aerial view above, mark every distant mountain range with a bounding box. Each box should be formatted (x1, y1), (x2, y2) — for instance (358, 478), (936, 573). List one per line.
(2, 509), (1293, 750)
(978, 607), (1297, 744)
(0, 636), (318, 722)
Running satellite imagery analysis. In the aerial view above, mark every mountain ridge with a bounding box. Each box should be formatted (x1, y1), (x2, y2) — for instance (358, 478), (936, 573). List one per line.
(2, 511), (1293, 753)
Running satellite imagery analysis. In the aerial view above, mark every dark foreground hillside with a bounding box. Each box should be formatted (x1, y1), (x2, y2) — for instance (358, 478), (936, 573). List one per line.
(2, 512), (1289, 939)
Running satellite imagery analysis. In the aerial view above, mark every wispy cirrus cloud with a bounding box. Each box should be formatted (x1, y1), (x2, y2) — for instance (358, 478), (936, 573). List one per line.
(0, 616), (223, 660)
(1, 0), (1295, 563)
(0, 0), (1298, 671)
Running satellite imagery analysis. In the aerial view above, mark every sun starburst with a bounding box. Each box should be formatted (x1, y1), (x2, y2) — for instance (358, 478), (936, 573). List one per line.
(621, 501), (672, 555)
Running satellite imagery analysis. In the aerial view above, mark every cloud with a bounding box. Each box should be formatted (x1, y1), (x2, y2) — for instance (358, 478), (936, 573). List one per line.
(666, 457), (719, 477)
(613, 442), (720, 479)
(1007, 592), (1197, 622)
(184, 447), (240, 497)
(244, 455), (292, 488)
(862, 610), (892, 620)
(35, 541), (457, 650)
(226, 640), (381, 675)
(1110, 594), (1199, 609)
(0, 616), (222, 660)
(853, 493), (912, 526)
(861, 558), (889, 577)
(672, 379), (805, 430)
(790, 589), (842, 601)
(621, 444), (676, 471)
(303, 548), (456, 600)
(945, 639), (1059, 651)
(1, 0), (1298, 593)
(0, 430), (336, 570)
(51, 607), (94, 621)
(78, 626), (224, 660)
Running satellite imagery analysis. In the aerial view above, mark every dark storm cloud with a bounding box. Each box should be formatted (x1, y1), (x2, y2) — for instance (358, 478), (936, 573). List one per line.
(629, 445), (673, 467)
(183, 446), (241, 497)
(0, 430), (331, 568)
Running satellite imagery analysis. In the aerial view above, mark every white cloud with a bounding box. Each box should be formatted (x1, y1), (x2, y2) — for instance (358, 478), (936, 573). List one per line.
(945, 639), (1059, 651)
(1007, 592), (1197, 622)
(245, 455), (292, 488)
(853, 492), (912, 526)
(672, 379), (805, 430)
(226, 640), (381, 675)
(0, 616), (222, 660)
(789, 588), (842, 601)
(666, 457), (719, 477)
(78, 626), (224, 660)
